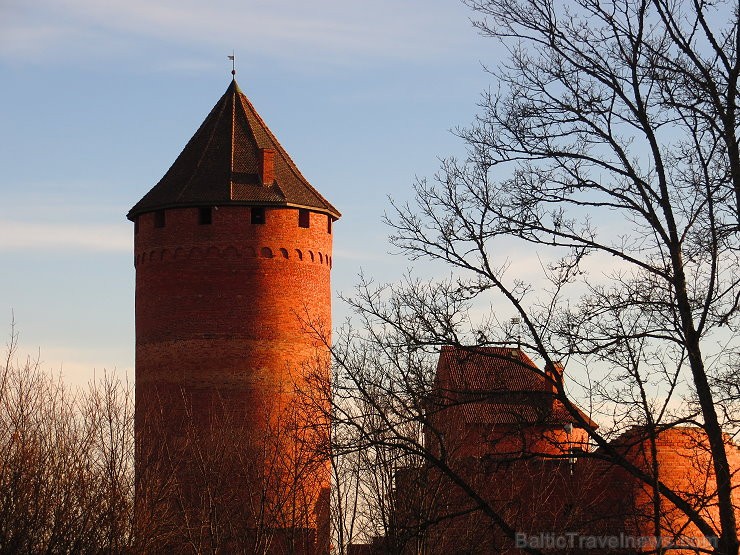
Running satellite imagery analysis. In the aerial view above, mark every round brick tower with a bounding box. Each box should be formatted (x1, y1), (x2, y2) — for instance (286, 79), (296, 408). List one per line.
(128, 79), (338, 553)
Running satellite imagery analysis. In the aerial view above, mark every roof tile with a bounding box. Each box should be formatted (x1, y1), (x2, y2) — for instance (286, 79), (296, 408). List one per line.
(435, 346), (596, 428)
(128, 80), (340, 220)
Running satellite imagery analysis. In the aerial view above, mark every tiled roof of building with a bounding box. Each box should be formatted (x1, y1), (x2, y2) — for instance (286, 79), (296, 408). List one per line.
(127, 79), (340, 220)
(435, 346), (596, 428)
(461, 400), (589, 426)
(438, 346), (544, 393)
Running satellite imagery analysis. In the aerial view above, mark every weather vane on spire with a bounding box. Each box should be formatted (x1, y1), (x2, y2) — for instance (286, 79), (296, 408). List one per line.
(228, 51), (236, 77)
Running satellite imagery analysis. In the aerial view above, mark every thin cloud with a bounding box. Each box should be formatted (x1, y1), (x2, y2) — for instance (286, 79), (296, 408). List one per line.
(0, 0), (477, 67)
(0, 221), (130, 252)
(20, 343), (134, 390)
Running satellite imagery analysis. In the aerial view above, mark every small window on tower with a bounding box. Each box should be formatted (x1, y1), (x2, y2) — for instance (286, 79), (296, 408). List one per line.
(134, 217), (139, 235)
(298, 209), (310, 228)
(251, 206), (265, 225)
(199, 206), (212, 225)
(327, 216), (333, 235)
(154, 210), (166, 228)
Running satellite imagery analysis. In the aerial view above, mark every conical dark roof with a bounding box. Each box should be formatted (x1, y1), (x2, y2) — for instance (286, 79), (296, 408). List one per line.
(127, 80), (340, 220)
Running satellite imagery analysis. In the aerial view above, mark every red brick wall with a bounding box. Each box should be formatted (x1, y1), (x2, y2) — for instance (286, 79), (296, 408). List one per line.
(134, 205), (333, 553)
(134, 206), (332, 423)
(614, 427), (740, 551)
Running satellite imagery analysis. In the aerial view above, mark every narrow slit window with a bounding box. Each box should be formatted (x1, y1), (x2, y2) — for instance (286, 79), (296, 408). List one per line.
(199, 206), (212, 225)
(327, 216), (333, 234)
(251, 206), (266, 225)
(299, 209), (310, 228)
(134, 217), (140, 235)
(154, 210), (166, 228)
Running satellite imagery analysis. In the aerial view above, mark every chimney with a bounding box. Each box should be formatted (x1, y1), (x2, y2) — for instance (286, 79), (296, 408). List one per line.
(260, 148), (276, 185)
(544, 360), (564, 394)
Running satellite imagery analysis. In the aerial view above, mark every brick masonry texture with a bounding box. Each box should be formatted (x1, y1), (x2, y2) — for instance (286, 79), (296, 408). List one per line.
(134, 205), (332, 553)
(135, 205), (332, 409)
(385, 347), (740, 555)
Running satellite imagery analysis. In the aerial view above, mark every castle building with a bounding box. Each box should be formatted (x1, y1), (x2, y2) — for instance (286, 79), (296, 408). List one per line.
(376, 346), (739, 555)
(128, 79), (338, 553)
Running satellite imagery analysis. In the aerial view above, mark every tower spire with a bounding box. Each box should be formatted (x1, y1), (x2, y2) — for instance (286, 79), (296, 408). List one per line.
(127, 80), (340, 221)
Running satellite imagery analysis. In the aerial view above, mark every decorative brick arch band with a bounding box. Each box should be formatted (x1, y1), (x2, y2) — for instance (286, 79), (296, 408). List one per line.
(134, 245), (332, 267)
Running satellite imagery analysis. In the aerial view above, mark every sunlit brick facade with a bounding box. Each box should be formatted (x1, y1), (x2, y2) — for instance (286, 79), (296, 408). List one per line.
(382, 347), (739, 555)
(129, 80), (338, 553)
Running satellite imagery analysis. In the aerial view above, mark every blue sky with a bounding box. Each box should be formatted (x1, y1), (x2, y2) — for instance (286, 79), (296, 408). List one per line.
(0, 0), (497, 385)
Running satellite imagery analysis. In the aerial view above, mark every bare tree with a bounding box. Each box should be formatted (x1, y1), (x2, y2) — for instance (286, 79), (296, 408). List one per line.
(0, 325), (333, 554)
(322, 0), (740, 553)
(134, 389), (330, 555)
(0, 324), (136, 553)
(80, 370), (136, 552)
